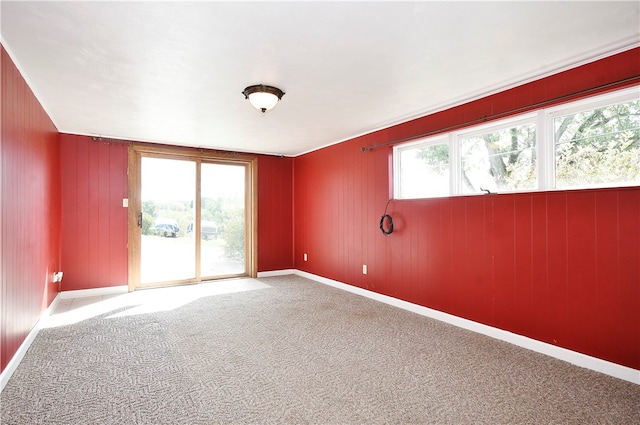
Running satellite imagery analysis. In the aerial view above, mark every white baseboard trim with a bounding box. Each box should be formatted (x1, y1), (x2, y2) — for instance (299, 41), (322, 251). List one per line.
(294, 270), (640, 385)
(58, 285), (128, 299)
(257, 269), (295, 278)
(0, 294), (61, 393)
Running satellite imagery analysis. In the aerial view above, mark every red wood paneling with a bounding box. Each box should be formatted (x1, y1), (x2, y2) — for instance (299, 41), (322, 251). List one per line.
(1, 46), (60, 373)
(530, 193), (551, 342)
(565, 191), (598, 355)
(257, 154), (294, 272)
(545, 192), (570, 347)
(59, 137), (294, 290)
(512, 194), (534, 336)
(615, 190), (640, 367)
(59, 135), (128, 290)
(491, 194), (517, 331)
(293, 48), (640, 369)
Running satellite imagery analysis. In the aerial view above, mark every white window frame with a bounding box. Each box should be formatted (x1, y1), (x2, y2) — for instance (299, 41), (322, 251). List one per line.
(454, 113), (538, 195)
(393, 86), (640, 200)
(545, 86), (640, 191)
(393, 135), (450, 200)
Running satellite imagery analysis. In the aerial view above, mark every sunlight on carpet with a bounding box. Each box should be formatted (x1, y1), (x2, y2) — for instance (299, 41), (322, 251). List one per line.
(44, 278), (270, 328)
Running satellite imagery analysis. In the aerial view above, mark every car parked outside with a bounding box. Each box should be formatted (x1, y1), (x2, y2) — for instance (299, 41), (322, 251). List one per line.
(153, 218), (180, 237)
(186, 220), (219, 240)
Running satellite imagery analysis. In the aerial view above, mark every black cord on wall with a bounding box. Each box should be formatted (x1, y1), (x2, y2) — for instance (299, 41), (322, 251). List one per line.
(379, 199), (394, 236)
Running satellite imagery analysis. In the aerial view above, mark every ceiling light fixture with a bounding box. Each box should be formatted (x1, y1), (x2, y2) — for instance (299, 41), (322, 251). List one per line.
(242, 84), (285, 113)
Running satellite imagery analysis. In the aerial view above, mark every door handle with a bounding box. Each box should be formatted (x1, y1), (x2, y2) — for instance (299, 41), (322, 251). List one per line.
(137, 212), (143, 228)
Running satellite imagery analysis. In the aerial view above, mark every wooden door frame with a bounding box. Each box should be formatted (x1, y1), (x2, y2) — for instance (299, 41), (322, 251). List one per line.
(127, 144), (258, 291)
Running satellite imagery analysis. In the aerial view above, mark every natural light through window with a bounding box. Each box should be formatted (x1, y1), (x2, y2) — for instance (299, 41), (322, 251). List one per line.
(43, 279), (270, 328)
(552, 96), (640, 189)
(394, 86), (639, 199)
(396, 138), (449, 199)
(459, 119), (537, 194)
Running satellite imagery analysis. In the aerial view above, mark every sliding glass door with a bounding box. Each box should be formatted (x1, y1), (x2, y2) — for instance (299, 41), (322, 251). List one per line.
(200, 162), (247, 278)
(140, 157), (197, 284)
(128, 145), (257, 290)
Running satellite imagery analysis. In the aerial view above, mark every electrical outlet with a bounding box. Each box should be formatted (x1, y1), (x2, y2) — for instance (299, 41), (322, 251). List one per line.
(52, 272), (64, 283)
(362, 264), (367, 275)
(122, 198), (129, 207)
(304, 253), (308, 262)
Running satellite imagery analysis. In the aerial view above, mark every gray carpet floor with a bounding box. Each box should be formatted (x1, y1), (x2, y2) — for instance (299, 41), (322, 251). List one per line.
(1, 275), (639, 424)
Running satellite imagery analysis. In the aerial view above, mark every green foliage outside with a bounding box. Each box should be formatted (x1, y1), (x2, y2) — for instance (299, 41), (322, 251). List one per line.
(416, 99), (639, 191)
(459, 123), (537, 192)
(142, 194), (245, 263)
(555, 100), (639, 187)
(416, 143), (449, 173)
(201, 197), (224, 224)
(141, 200), (157, 235)
(222, 208), (245, 261)
(141, 199), (192, 236)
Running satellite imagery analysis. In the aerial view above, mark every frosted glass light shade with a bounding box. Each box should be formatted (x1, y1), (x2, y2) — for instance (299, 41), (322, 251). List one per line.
(242, 84), (285, 113)
(248, 91), (279, 112)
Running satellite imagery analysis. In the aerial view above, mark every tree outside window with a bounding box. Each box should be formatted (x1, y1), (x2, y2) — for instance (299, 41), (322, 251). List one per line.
(394, 88), (639, 199)
(554, 99), (640, 188)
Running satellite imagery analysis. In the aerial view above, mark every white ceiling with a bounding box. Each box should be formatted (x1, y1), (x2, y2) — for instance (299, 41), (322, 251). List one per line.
(2, 1), (639, 156)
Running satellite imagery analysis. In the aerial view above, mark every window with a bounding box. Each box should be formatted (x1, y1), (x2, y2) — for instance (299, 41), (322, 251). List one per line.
(394, 86), (639, 199)
(395, 138), (449, 199)
(459, 119), (536, 194)
(551, 96), (639, 189)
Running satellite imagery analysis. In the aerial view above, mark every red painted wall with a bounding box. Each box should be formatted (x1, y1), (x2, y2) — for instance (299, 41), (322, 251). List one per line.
(1, 46), (61, 372)
(257, 154), (294, 271)
(294, 48), (640, 370)
(59, 135), (294, 290)
(59, 135), (128, 290)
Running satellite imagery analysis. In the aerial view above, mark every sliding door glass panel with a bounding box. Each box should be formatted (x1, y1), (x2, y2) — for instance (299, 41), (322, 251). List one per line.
(200, 163), (246, 278)
(140, 157), (196, 284)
